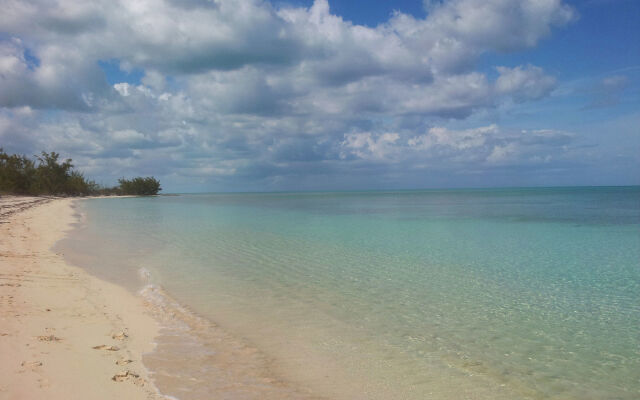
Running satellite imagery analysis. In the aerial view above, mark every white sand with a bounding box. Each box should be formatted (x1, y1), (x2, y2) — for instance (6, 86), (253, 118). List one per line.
(0, 196), (164, 400)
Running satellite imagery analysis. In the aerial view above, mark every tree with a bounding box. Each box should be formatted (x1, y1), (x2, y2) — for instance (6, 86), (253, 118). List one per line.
(32, 152), (74, 194)
(1, 149), (102, 196)
(117, 176), (162, 195)
(0, 149), (36, 194)
(1, 149), (163, 196)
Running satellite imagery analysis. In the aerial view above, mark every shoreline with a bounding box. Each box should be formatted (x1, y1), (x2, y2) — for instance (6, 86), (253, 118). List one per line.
(1, 196), (324, 400)
(53, 195), (521, 400)
(60, 197), (326, 400)
(0, 197), (164, 399)
(56, 196), (517, 400)
(4, 193), (634, 399)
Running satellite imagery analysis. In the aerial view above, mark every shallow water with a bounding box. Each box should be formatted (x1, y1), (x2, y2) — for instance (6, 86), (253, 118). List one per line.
(59, 187), (640, 399)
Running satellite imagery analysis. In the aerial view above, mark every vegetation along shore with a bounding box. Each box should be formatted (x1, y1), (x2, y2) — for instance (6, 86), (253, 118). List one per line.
(0, 149), (161, 197)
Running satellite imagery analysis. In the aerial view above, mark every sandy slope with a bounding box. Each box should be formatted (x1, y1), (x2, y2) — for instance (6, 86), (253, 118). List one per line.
(0, 196), (164, 400)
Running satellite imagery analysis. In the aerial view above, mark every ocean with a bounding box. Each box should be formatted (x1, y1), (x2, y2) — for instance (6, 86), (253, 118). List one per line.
(59, 187), (640, 399)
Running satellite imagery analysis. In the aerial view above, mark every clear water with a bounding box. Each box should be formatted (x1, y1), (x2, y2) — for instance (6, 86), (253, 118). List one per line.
(61, 187), (640, 400)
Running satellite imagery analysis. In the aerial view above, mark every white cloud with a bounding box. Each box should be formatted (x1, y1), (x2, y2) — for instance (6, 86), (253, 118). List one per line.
(342, 125), (575, 168)
(341, 132), (401, 161)
(422, 0), (574, 52)
(0, 0), (582, 189)
(486, 143), (519, 163)
(0, 38), (93, 109)
(409, 125), (498, 150)
(111, 129), (147, 145)
(495, 65), (557, 101)
(113, 83), (131, 97)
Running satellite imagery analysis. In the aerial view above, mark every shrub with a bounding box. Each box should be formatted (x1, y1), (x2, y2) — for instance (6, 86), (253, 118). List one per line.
(0, 149), (96, 195)
(0, 148), (161, 197)
(0, 150), (36, 194)
(118, 176), (162, 195)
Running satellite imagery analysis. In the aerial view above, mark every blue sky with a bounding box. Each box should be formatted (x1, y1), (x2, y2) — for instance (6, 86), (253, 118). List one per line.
(1, 0), (638, 192)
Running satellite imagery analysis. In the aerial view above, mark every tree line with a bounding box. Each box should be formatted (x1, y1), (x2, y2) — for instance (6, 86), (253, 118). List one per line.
(0, 149), (161, 196)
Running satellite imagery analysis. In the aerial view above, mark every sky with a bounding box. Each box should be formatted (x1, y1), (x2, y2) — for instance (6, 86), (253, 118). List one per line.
(0, 0), (638, 192)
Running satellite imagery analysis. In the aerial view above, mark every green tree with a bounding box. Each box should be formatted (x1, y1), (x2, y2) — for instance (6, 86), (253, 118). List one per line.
(32, 152), (74, 195)
(0, 149), (39, 194)
(0, 148), (102, 196)
(118, 176), (162, 195)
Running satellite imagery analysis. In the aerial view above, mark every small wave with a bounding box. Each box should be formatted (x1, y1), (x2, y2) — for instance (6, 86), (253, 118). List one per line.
(137, 283), (318, 400)
(138, 284), (197, 329)
(138, 267), (152, 284)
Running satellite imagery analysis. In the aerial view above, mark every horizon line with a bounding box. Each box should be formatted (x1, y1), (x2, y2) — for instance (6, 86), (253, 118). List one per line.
(159, 184), (640, 196)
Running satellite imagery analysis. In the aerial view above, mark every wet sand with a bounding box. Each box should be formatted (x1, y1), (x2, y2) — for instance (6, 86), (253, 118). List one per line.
(0, 196), (162, 399)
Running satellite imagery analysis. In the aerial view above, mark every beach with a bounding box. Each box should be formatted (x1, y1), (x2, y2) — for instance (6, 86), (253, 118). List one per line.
(0, 197), (162, 400)
(0, 196), (322, 400)
(1, 0), (635, 397)
(1, 190), (638, 400)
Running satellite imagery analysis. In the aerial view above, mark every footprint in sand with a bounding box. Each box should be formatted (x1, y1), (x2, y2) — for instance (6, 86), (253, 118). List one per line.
(21, 361), (43, 371)
(111, 331), (128, 341)
(92, 344), (119, 351)
(37, 335), (61, 342)
(116, 358), (133, 365)
(112, 370), (145, 386)
(112, 370), (138, 381)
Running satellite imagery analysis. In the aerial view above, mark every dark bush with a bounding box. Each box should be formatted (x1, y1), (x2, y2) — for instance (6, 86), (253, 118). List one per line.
(0, 148), (161, 197)
(118, 176), (162, 195)
(0, 150), (36, 194)
(1, 149), (96, 195)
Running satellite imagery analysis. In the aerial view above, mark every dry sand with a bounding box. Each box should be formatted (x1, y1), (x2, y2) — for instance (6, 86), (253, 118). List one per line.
(0, 196), (164, 400)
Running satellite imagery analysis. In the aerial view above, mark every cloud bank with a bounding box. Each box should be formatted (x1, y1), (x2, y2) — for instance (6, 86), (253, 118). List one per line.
(0, 0), (598, 191)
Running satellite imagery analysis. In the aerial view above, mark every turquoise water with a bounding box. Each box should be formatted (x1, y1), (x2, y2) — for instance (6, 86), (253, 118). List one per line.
(63, 187), (640, 399)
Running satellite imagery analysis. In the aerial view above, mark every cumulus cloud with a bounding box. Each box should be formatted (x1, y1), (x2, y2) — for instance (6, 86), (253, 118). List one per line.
(422, 0), (574, 52)
(341, 132), (401, 161)
(495, 65), (557, 101)
(409, 125), (498, 150)
(0, 37), (110, 110)
(341, 125), (574, 167)
(0, 0), (580, 189)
